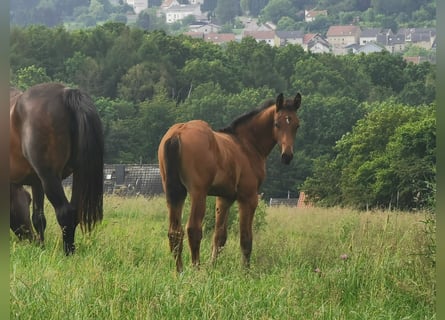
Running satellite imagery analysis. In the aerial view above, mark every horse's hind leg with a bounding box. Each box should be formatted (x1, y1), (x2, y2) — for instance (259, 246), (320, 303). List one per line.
(212, 196), (234, 263)
(41, 174), (77, 255)
(31, 182), (46, 245)
(187, 191), (206, 268)
(167, 197), (186, 273)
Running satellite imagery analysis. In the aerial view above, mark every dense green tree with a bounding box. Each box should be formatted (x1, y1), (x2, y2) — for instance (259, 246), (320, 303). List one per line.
(276, 17), (300, 30)
(11, 65), (52, 90)
(59, 51), (102, 95)
(292, 54), (371, 101)
(383, 106), (435, 209)
(214, 0), (241, 24)
(118, 62), (167, 102)
(275, 44), (306, 91)
(176, 82), (228, 128)
(139, 86), (179, 161)
(136, 11), (151, 30)
(201, 0), (217, 14)
(259, 0), (294, 24)
(304, 101), (435, 210)
(100, 24), (144, 97)
(305, 15), (333, 34)
(95, 97), (139, 163)
(356, 51), (408, 95)
(10, 25), (75, 78)
(296, 94), (365, 158)
(225, 37), (286, 91)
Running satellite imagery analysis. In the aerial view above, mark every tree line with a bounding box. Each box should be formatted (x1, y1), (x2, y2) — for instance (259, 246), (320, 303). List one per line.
(10, 23), (436, 210)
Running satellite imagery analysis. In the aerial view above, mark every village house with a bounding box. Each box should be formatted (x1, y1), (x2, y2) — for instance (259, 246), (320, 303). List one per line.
(303, 33), (331, 53)
(304, 9), (328, 22)
(204, 33), (236, 45)
(400, 27), (436, 50)
(326, 25), (361, 54)
(243, 30), (277, 47)
(188, 21), (221, 34)
(376, 29), (405, 53)
(359, 27), (381, 45)
(275, 30), (304, 46)
(160, 0), (205, 24)
(345, 42), (385, 54)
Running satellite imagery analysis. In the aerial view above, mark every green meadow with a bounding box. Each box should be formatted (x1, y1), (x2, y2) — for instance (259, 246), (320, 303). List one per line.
(10, 196), (435, 319)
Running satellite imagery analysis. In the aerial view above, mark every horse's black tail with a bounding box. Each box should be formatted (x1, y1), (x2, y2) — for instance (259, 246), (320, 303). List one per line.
(63, 88), (104, 232)
(163, 136), (187, 207)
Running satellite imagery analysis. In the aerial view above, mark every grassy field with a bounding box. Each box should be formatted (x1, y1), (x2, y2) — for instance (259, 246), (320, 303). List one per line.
(10, 196), (435, 319)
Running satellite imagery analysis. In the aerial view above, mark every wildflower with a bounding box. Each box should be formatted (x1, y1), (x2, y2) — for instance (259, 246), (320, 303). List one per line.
(314, 267), (322, 276)
(340, 254), (348, 260)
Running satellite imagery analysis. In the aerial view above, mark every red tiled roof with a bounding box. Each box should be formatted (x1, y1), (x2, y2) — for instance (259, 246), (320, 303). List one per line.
(204, 33), (236, 43)
(243, 30), (276, 39)
(303, 33), (317, 44)
(326, 25), (360, 37)
(306, 10), (327, 18)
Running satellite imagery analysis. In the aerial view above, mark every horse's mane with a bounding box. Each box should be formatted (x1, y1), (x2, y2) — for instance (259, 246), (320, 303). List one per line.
(218, 99), (275, 134)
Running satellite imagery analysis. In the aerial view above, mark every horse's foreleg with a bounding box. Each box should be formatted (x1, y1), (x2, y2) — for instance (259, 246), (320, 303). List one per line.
(168, 201), (185, 273)
(187, 192), (206, 269)
(212, 197), (234, 263)
(238, 196), (258, 268)
(31, 183), (46, 245)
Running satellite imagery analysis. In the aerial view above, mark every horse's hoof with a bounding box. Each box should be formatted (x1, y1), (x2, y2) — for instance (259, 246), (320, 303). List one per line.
(64, 244), (76, 256)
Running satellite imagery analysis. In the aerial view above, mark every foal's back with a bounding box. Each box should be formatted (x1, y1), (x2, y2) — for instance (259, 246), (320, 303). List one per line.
(159, 120), (254, 199)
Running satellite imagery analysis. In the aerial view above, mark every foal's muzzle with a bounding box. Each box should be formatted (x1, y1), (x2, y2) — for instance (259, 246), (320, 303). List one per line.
(281, 152), (293, 165)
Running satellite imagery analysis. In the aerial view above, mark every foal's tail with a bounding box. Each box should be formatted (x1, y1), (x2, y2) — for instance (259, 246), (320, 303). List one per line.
(64, 88), (104, 232)
(163, 135), (187, 207)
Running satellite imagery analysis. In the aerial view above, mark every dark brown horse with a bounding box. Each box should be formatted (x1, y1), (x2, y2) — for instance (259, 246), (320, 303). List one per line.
(158, 92), (302, 272)
(10, 184), (34, 241)
(10, 83), (104, 255)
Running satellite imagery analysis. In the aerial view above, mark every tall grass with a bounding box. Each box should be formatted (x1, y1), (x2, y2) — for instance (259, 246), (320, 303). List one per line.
(10, 196), (435, 319)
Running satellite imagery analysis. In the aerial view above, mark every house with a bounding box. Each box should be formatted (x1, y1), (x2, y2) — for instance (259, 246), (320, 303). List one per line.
(188, 22), (221, 34)
(125, 0), (148, 14)
(326, 25), (361, 46)
(163, 3), (204, 24)
(303, 33), (331, 53)
(275, 30), (304, 46)
(204, 33), (236, 45)
(376, 30), (405, 53)
(360, 27), (381, 45)
(401, 28), (436, 50)
(304, 9), (328, 22)
(357, 42), (385, 54)
(344, 43), (361, 53)
(243, 30), (277, 47)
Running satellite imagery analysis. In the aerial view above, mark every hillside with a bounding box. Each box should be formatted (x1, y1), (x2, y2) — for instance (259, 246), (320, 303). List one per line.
(10, 0), (436, 33)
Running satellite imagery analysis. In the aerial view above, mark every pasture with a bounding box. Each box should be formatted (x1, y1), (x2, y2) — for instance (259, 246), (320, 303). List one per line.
(10, 195), (435, 319)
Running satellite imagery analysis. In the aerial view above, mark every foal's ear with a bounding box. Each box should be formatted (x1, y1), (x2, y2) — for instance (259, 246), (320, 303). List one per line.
(276, 93), (284, 111)
(293, 93), (302, 111)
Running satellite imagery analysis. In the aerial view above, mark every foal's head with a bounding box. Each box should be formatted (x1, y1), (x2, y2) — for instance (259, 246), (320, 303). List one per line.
(273, 93), (301, 164)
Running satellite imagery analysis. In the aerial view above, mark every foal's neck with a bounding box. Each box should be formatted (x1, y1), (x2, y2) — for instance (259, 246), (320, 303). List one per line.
(236, 106), (276, 159)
